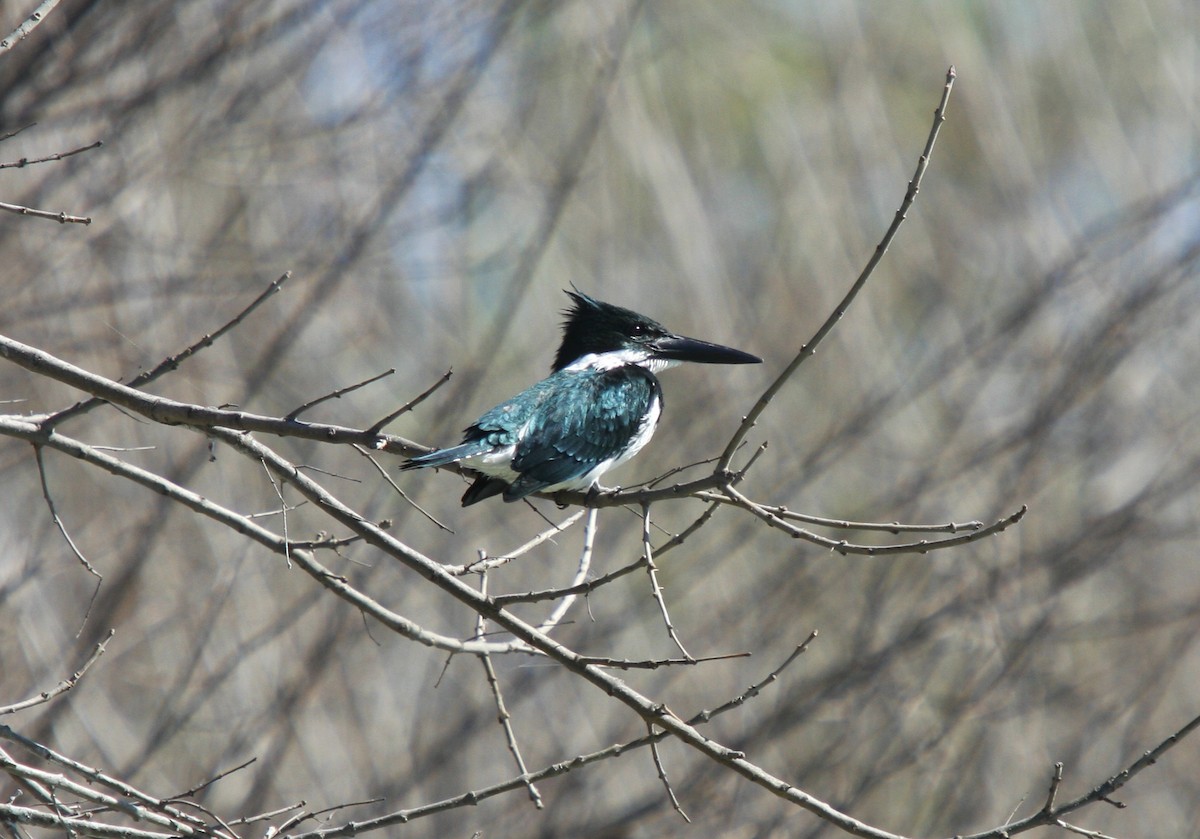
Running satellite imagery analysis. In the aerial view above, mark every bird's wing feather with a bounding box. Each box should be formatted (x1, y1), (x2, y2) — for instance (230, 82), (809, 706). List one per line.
(506, 367), (658, 495)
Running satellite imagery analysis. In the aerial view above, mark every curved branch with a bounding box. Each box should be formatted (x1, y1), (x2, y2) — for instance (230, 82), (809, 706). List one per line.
(720, 485), (1027, 556)
(718, 66), (957, 470)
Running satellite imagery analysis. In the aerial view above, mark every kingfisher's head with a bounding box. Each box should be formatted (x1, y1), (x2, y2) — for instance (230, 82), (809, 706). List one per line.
(552, 290), (762, 372)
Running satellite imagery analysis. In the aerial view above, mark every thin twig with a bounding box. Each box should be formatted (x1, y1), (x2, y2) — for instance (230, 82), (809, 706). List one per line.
(270, 798), (383, 835)
(629, 448), (733, 490)
(0, 804), (183, 839)
(367, 368), (453, 434)
(260, 458), (291, 568)
(0, 199), (90, 224)
(353, 443), (453, 532)
(0, 139), (103, 170)
(718, 66), (957, 471)
(648, 723), (691, 822)
(0, 0), (63, 55)
(162, 798), (239, 839)
(721, 484), (1026, 556)
(0, 742), (213, 835)
(286, 636), (815, 839)
(0, 629), (113, 716)
(226, 799), (305, 827)
(286, 369), (396, 421)
(640, 502), (691, 659)
(492, 501), (718, 605)
(246, 501), (305, 520)
(475, 574), (543, 809)
(287, 532), (364, 551)
(765, 508), (985, 534)
(957, 710), (1200, 838)
(692, 633), (818, 723)
(1053, 821), (1119, 839)
(1042, 762), (1065, 814)
(165, 758), (258, 801)
(577, 650), (750, 669)
(47, 272), (292, 428)
(535, 507), (597, 634)
(0, 124), (36, 143)
(298, 463), (360, 483)
(449, 510), (585, 575)
(33, 444), (102, 632)
(0, 417), (539, 658)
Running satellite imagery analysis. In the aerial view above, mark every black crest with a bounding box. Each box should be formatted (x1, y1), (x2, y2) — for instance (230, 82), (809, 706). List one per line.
(552, 290), (667, 372)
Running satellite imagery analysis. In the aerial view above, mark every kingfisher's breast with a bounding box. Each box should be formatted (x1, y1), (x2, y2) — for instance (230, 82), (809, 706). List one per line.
(610, 390), (661, 467)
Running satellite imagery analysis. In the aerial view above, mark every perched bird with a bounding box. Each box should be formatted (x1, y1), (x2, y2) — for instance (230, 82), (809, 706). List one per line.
(402, 290), (761, 506)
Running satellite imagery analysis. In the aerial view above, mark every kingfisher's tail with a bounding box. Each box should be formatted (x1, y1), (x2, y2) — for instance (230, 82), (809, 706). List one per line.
(401, 440), (492, 471)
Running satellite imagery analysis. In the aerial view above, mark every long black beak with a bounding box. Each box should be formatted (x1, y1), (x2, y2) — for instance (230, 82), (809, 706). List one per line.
(650, 334), (762, 365)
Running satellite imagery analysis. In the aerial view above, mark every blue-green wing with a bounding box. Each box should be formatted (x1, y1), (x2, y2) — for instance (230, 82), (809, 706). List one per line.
(506, 367), (660, 497)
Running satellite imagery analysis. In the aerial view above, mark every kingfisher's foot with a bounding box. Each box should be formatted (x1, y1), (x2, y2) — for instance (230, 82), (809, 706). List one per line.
(584, 484), (621, 507)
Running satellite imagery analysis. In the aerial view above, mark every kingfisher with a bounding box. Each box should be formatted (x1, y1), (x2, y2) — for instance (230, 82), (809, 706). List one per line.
(402, 290), (761, 506)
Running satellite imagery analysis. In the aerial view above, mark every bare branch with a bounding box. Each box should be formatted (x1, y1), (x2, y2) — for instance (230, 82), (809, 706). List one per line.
(366, 368), (453, 434)
(165, 757), (257, 802)
(721, 484), (1027, 556)
(33, 444), (101, 631)
(260, 456), (292, 568)
(270, 798), (383, 836)
(0, 0), (64, 56)
(353, 443), (454, 532)
(0, 417), (535, 657)
(0, 629), (113, 716)
(195, 428), (920, 839)
(0, 747), (214, 836)
(0, 139), (103, 169)
(766, 509), (985, 534)
(228, 799), (305, 828)
(640, 502), (691, 659)
(492, 500), (719, 605)
(47, 271), (292, 428)
(0, 804), (183, 839)
(1042, 762), (1065, 814)
(475, 574), (543, 810)
(576, 650), (750, 669)
(648, 723), (691, 822)
(1053, 821), (1120, 839)
(692, 633), (819, 722)
(958, 711), (1200, 838)
(23, 398), (901, 837)
(287, 635), (815, 838)
(717, 66), (957, 470)
(448, 510), (585, 575)
(0, 728), (217, 837)
(0, 333), (410, 451)
(0, 123), (36, 143)
(0, 199), (90, 224)
(533, 506), (597, 635)
(286, 368), (395, 422)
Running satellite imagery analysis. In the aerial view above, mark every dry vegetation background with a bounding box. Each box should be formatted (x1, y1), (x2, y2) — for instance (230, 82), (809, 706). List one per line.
(3, 2), (1200, 837)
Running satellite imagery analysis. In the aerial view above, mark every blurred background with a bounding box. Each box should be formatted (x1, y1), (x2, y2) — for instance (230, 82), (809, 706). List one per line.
(3, 2), (1200, 837)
